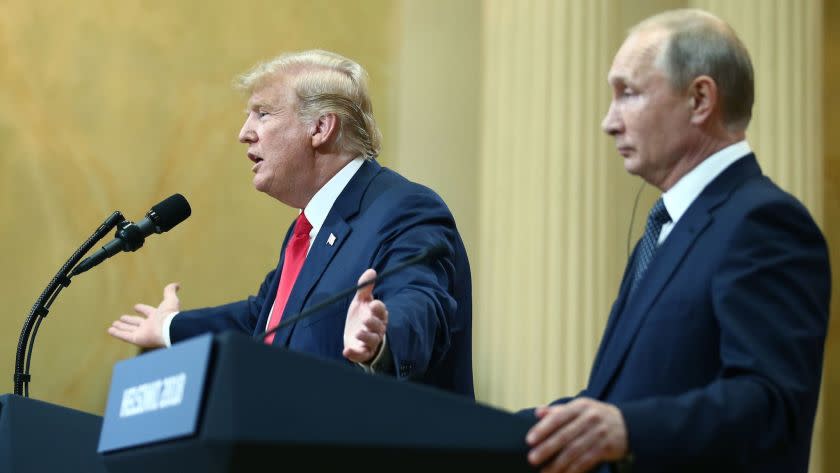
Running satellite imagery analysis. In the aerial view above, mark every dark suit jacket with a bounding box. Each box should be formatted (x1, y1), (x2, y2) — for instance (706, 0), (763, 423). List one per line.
(170, 159), (474, 397)
(557, 154), (830, 472)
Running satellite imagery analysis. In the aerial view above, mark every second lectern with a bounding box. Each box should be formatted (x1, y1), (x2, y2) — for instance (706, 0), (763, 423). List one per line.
(99, 331), (535, 472)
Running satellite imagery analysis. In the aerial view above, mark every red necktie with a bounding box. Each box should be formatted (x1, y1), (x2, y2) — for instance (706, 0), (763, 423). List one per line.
(264, 212), (312, 344)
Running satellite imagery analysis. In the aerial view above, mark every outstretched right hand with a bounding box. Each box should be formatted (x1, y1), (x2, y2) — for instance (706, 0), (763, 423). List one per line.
(107, 282), (181, 349)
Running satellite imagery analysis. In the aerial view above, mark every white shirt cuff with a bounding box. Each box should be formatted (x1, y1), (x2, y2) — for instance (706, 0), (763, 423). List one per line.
(161, 311), (179, 347)
(357, 334), (388, 374)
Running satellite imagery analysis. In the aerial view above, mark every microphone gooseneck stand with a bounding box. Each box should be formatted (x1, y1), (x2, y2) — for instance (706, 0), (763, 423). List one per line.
(13, 211), (127, 397)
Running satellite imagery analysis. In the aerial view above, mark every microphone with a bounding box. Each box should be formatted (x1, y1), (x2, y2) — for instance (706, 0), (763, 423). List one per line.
(71, 194), (192, 276)
(254, 243), (448, 342)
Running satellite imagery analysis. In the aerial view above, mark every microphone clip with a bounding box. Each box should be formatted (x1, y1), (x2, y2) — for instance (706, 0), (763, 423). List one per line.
(114, 220), (146, 252)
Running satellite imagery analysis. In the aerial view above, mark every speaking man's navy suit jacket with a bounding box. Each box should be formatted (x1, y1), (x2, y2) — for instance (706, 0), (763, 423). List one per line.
(170, 159), (474, 397)
(560, 154), (830, 472)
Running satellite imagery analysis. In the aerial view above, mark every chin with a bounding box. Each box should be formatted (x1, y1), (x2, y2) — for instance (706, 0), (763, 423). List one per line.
(623, 158), (641, 176)
(252, 176), (270, 194)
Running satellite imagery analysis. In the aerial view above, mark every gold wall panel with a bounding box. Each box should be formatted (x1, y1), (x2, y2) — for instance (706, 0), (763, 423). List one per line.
(391, 0), (481, 265)
(822, 1), (840, 471)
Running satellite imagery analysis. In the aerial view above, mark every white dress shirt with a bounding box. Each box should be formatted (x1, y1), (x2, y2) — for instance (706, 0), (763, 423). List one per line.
(658, 141), (752, 244)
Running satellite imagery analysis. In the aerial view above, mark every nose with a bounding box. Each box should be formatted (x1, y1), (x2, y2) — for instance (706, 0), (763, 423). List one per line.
(239, 115), (257, 144)
(601, 101), (623, 136)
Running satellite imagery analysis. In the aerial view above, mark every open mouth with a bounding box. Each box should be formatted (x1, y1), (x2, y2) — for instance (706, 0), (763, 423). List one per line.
(248, 153), (263, 164)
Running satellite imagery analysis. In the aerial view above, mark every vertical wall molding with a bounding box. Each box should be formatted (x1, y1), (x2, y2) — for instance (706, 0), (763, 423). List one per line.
(476, 0), (617, 410)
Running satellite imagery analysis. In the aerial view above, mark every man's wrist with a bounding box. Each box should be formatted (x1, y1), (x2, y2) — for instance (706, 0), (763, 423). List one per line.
(161, 311), (179, 347)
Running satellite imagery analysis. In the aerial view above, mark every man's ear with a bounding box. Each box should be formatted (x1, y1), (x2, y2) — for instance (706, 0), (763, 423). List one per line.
(311, 113), (339, 149)
(688, 75), (718, 126)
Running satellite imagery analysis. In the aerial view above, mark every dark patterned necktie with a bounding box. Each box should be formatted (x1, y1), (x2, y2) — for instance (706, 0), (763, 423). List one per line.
(630, 198), (671, 294)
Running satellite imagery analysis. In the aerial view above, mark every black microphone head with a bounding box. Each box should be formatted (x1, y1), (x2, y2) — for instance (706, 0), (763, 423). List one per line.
(148, 193), (191, 232)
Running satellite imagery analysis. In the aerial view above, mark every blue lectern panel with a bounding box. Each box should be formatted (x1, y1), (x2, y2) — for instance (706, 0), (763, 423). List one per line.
(98, 334), (212, 453)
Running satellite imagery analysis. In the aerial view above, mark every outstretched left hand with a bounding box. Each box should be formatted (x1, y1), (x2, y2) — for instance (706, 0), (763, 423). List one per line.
(343, 268), (388, 363)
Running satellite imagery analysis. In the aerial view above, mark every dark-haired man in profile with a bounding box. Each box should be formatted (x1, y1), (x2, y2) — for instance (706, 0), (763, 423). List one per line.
(106, 50), (474, 398)
(525, 9), (830, 473)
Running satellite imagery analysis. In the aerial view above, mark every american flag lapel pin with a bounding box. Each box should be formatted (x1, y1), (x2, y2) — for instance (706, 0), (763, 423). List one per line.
(327, 233), (337, 246)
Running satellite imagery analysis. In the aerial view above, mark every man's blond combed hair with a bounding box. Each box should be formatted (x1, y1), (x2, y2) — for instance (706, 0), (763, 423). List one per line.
(236, 50), (382, 159)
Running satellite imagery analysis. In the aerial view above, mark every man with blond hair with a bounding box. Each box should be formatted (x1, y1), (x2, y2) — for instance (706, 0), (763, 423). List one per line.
(107, 50), (474, 397)
(525, 9), (830, 473)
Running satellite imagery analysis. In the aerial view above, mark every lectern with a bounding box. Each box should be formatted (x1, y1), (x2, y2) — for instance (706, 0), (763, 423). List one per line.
(99, 331), (535, 472)
(0, 394), (107, 472)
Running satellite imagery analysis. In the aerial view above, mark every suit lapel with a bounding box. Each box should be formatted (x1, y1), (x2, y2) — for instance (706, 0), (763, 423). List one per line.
(273, 159), (382, 346)
(588, 155), (762, 398)
(588, 246), (638, 378)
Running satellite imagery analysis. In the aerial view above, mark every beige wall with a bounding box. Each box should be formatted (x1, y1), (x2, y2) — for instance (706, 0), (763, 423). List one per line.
(391, 0), (481, 264)
(1, 1), (836, 471)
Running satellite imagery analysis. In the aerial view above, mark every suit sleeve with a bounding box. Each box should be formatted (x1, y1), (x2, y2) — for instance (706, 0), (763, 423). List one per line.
(369, 190), (466, 381)
(169, 268), (277, 343)
(616, 200), (831, 469)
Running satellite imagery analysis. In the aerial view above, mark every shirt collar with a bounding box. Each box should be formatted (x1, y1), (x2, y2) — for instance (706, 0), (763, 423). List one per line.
(662, 140), (751, 226)
(301, 157), (365, 241)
